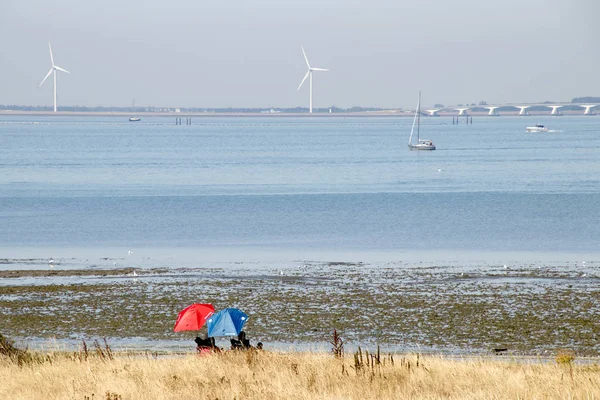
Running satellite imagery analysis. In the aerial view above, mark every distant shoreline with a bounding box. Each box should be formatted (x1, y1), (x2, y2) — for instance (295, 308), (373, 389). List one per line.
(0, 110), (594, 117)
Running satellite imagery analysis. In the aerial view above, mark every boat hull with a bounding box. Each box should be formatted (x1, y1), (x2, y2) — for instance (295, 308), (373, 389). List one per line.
(408, 143), (436, 151)
(526, 126), (548, 132)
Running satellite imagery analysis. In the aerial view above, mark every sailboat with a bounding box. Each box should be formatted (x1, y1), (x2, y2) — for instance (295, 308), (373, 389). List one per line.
(408, 91), (436, 151)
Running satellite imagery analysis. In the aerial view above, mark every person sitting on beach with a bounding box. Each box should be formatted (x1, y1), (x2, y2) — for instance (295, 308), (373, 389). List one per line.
(231, 331), (252, 350)
(195, 335), (220, 354)
(256, 342), (263, 350)
(195, 335), (209, 348)
(230, 336), (243, 350)
(240, 331), (252, 349)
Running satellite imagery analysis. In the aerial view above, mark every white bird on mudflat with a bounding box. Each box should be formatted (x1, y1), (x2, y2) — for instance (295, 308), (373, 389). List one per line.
(128, 250), (134, 256)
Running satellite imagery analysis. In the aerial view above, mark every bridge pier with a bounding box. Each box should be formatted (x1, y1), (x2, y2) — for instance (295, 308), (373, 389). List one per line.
(579, 105), (597, 115)
(516, 106), (531, 116)
(484, 106), (499, 116)
(548, 105), (563, 116)
(455, 108), (469, 116)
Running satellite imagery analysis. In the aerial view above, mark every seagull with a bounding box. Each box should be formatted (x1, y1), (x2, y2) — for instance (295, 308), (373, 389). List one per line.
(279, 270), (284, 276)
(503, 265), (508, 269)
(48, 257), (54, 265)
(128, 250), (134, 256)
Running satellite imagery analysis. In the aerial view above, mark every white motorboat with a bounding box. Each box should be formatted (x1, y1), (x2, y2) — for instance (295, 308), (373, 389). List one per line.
(526, 124), (549, 132)
(129, 117), (141, 122)
(408, 91), (436, 151)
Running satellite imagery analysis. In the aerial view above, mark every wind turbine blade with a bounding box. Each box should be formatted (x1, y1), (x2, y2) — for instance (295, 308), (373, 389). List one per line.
(54, 66), (70, 74)
(48, 42), (54, 66)
(301, 46), (310, 69)
(297, 70), (310, 91)
(311, 68), (329, 72)
(39, 68), (53, 87)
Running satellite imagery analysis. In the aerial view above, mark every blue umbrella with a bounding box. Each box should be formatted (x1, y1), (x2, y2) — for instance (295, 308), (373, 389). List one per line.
(206, 308), (249, 337)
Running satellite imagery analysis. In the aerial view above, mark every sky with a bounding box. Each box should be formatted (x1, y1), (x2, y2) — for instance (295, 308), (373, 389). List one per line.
(0, 0), (598, 109)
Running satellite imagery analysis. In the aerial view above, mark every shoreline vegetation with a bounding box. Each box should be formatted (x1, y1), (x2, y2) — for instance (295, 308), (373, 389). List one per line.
(1, 335), (598, 399)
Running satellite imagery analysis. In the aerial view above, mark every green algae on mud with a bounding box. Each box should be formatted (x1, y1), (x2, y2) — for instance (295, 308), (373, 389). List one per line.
(1, 263), (599, 356)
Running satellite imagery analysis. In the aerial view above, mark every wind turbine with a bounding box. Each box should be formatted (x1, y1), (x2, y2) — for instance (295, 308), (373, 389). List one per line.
(297, 46), (328, 114)
(39, 42), (70, 112)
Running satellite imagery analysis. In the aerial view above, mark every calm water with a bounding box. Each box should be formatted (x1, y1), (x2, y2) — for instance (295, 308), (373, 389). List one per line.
(1, 115), (599, 263)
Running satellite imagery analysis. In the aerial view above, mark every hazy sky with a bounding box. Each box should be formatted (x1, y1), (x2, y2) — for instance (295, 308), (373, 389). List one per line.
(1, 0), (598, 109)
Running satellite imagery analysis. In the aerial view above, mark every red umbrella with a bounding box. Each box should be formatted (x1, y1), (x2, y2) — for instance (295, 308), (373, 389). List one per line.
(173, 303), (215, 332)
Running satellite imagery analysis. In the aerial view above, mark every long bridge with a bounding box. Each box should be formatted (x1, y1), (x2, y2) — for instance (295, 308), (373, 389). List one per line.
(424, 103), (597, 116)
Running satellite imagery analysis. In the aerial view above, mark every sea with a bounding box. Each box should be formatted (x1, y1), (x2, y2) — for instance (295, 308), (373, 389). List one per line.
(1, 114), (599, 353)
(1, 114), (598, 263)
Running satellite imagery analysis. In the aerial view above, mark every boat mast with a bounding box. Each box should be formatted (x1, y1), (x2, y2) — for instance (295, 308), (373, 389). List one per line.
(417, 91), (421, 142)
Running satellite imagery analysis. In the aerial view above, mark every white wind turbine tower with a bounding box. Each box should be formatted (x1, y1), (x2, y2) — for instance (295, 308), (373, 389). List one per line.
(297, 46), (329, 113)
(39, 42), (70, 112)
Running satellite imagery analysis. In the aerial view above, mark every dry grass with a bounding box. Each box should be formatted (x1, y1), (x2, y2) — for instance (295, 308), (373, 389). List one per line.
(1, 349), (600, 400)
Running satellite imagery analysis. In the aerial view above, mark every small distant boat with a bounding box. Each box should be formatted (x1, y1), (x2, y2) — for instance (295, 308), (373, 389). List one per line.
(408, 91), (436, 151)
(526, 124), (549, 132)
(129, 117), (141, 122)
